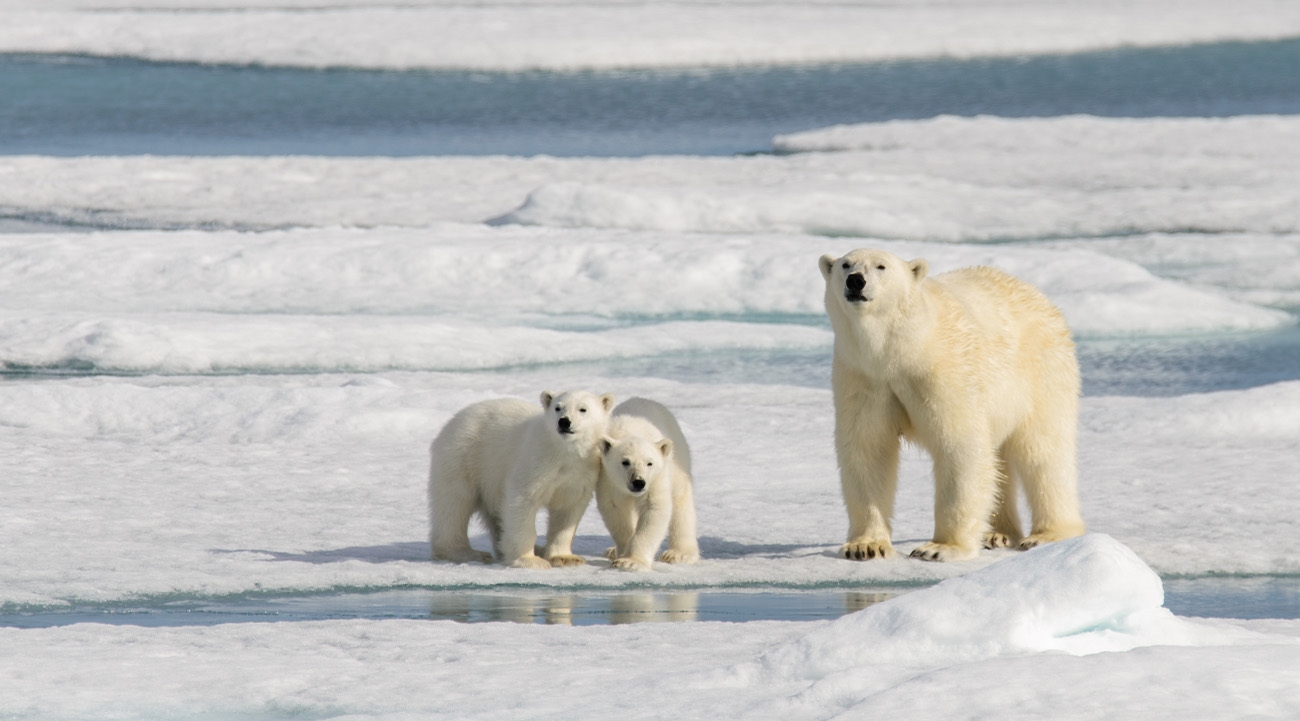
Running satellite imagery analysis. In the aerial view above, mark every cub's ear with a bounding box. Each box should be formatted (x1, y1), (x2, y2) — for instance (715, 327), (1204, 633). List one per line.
(658, 438), (674, 459)
(599, 437), (614, 454)
(540, 391), (555, 409)
(600, 393), (616, 412)
(819, 254), (838, 280)
(909, 258), (929, 283)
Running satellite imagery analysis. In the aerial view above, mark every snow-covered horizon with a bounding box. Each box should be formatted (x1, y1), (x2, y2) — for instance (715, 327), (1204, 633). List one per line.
(5, 0), (1300, 71)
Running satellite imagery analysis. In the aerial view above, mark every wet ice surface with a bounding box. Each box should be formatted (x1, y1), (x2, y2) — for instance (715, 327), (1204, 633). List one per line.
(4, 577), (1298, 629)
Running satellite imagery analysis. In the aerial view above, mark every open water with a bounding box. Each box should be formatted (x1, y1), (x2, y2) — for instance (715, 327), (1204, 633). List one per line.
(3, 577), (1296, 627)
(3, 38), (1300, 157)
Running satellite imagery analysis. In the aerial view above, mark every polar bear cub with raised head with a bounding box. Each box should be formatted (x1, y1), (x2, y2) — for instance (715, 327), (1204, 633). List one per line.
(819, 248), (1086, 562)
(428, 390), (615, 569)
(597, 398), (700, 571)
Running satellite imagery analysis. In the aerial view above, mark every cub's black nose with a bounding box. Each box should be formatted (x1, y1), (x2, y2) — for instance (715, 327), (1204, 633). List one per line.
(557, 417), (572, 433)
(629, 478), (646, 493)
(846, 272), (866, 293)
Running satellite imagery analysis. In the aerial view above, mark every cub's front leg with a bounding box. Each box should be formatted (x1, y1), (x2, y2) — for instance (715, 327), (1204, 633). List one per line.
(612, 500), (671, 572)
(659, 480), (700, 564)
(540, 487), (593, 567)
(499, 495), (552, 569)
(597, 489), (638, 564)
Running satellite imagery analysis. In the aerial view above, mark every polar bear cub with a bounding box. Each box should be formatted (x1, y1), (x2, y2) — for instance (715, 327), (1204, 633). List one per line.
(428, 390), (614, 569)
(820, 248), (1086, 562)
(597, 398), (700, 571)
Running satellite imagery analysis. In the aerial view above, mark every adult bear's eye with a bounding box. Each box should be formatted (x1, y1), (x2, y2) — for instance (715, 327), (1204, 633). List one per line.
(877, 264), (886, 271)
(841, 262), (850, 270)
(578, 407), (587, 414)
(622, 459), (631, 466)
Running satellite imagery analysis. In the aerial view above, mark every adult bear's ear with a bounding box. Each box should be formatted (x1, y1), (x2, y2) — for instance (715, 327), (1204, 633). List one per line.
(600, 393), (616, 412)
(909, 259), (929, 282)
(658, 438), (674, 459)
(540, 391), (555, 409)
(819, 254), (838, 280)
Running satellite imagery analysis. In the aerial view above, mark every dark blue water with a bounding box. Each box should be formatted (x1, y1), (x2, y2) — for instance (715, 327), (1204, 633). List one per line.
(3, 38), (1299, 157)
(2, 577), (1294, 627)
(565, 324), (1300, 397)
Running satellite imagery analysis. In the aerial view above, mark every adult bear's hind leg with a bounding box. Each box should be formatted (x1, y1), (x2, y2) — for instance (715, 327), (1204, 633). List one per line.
(983, 452), (1022, 549)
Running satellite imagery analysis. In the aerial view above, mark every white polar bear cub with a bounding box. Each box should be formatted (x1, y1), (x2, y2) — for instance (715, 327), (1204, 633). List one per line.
(820, 248), (1086, 562)
(428, 390), (614, 569)
(597, 398), (700, 572)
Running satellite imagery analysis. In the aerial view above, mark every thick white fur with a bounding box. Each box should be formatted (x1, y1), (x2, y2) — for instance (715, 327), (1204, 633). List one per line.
(819, 248), (1086, 562)
(427, 390), (614, 569)
(597, 398), (699, 572)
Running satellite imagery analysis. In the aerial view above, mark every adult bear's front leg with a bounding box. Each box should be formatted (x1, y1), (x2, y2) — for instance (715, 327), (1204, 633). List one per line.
(834, 380), (903, 561)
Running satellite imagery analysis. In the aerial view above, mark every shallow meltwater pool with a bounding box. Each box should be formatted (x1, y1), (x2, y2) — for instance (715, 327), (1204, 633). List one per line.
(3, 578), (1297, 628)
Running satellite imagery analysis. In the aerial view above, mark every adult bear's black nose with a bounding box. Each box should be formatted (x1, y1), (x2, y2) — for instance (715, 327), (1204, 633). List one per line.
(846, 272), (866, 293)
(557, 416), (572, 433)
(629, 477), (646, 493)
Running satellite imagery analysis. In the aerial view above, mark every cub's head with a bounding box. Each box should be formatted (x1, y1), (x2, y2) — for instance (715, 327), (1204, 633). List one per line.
(599, 416), (673, 496)
(540, 390), (615, 444)
(819, 248), (928, 315)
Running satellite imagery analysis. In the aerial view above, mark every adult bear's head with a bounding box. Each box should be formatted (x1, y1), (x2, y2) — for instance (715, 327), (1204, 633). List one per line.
(819, 248), (928, 315)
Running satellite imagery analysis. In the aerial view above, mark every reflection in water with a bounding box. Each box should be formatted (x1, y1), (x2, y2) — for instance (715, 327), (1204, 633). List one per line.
(844, 592), (894, 615)
(426, 590), (894, 625)
(2, 578), (1296, 628)
(609, 592), (700, 624)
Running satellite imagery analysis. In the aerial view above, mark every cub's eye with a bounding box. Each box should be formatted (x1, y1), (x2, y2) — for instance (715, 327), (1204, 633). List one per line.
(621, 459), (631, 467)
(646, 461), (654, 467)
(876, 264), (886, 271)
(578, 407), (587, 414)
(841, 262), (850, 270)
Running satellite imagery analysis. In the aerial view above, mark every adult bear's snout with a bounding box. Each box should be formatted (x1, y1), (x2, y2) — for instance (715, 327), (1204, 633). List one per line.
(557, 416), (573, 434)
(845, 272), (867, 300)
(629, 477), (647, 493)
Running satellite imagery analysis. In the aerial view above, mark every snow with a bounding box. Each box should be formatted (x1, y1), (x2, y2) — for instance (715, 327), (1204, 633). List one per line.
(3, 0), (1300, 718)
(4, 0), (1300, 71)
(1, 538), (1297, 719)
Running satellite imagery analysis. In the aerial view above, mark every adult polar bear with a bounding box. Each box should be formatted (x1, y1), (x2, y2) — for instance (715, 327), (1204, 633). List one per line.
(428, 390), (614, 569)
(820, 248), (1086, 562)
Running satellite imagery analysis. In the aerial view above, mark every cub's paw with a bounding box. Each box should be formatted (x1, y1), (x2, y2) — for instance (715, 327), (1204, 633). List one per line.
(604, 546), (619, 561)
(910, 542), (978, 562)
(840, 539), (893, 561)
(611, 557), (652, 572)
(658, 548), (700, 564)
(509, 555), (553, 570)
(982, 532), (1015, 550)
(545, 553), (586, 567)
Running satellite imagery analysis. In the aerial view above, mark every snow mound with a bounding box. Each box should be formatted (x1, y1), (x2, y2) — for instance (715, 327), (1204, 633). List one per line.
(762, 535), (1250, 679)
